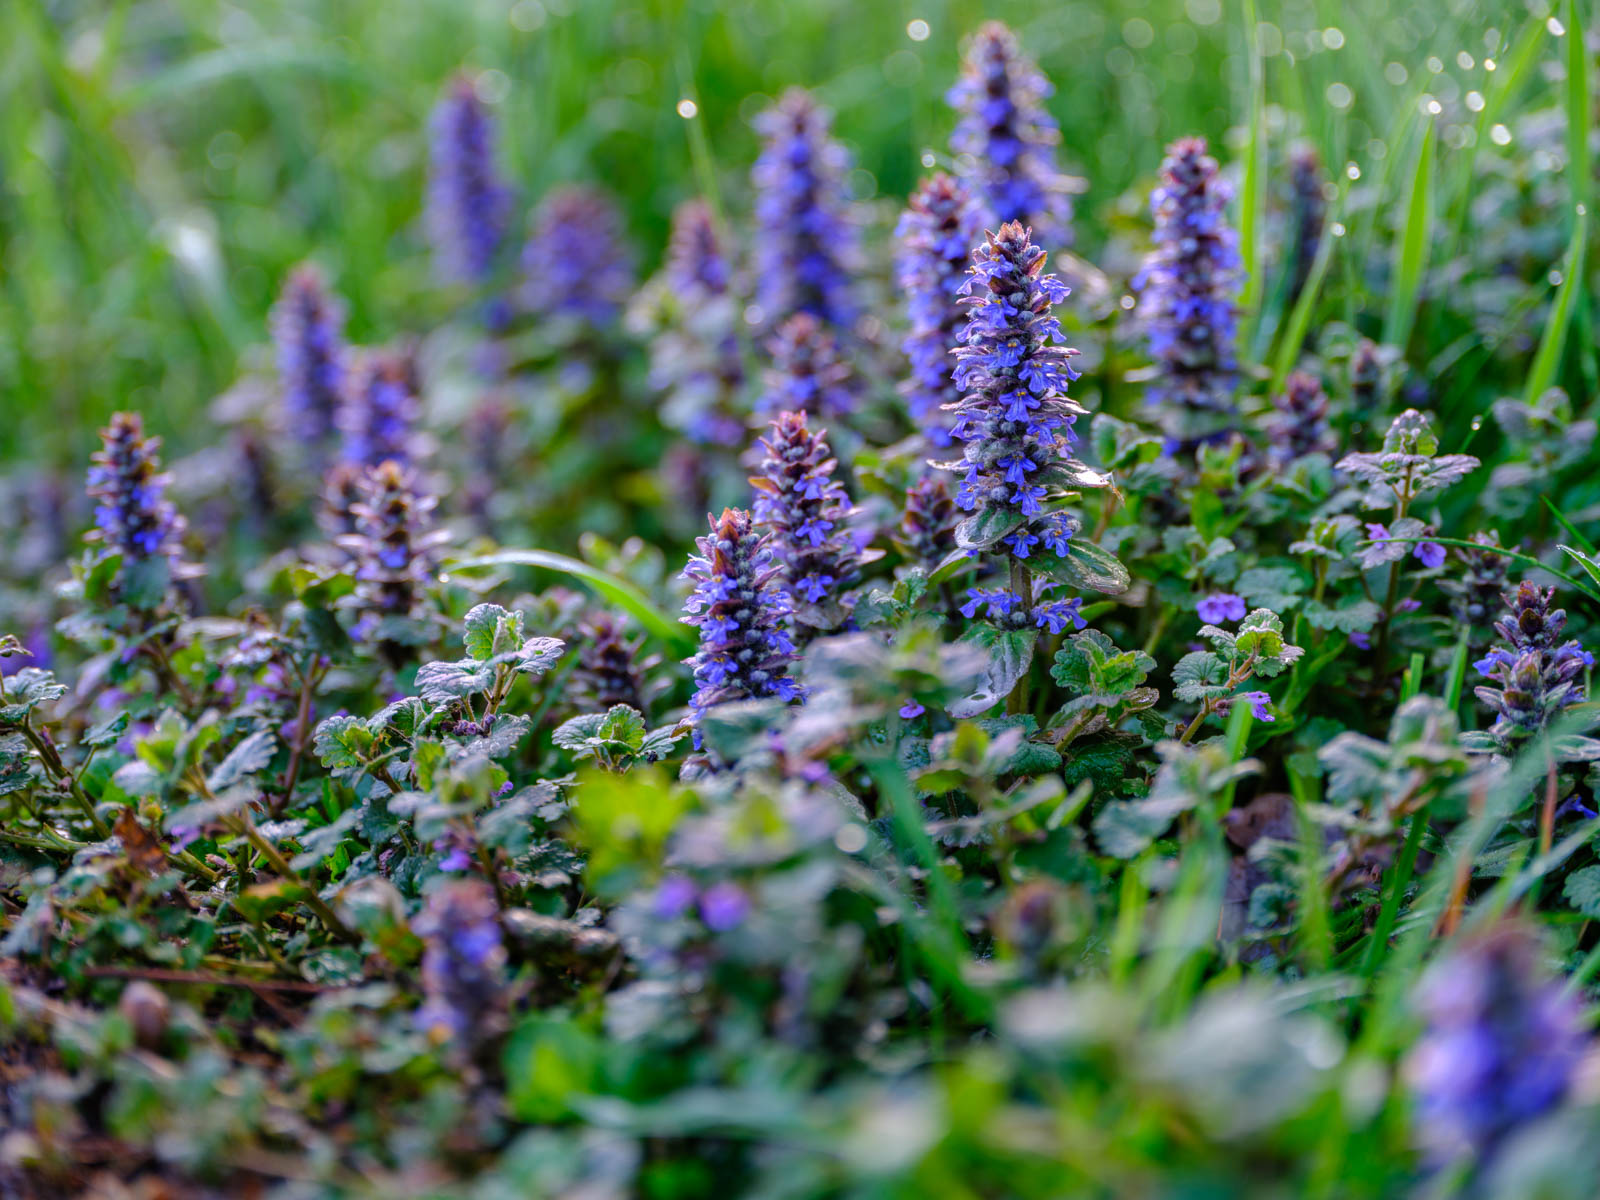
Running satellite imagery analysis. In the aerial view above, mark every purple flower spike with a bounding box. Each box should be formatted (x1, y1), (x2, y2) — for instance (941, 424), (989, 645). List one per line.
(897, 174), (986, 446)
(1196, 593), (1246, 624)
(751, 88), (857, 330)
(699, 881), (750, 932)
(414, 879), (507, 1050)
(1474, 582), (1593, 751)
(947, 222), (1087, 563)
(271, 264), (347, 451)
(1405, 925), (1587, 1165)
(759, 313), (858, 422)
(85, 412), (199, 608)
(680, 508), (802, 741)
(427, 75), (512, 288)
(752, 411), (860, 637)
(522, 184), (635, 331)
(1268, 371), (1336, 462)
(340, 347), (421, 468)
(948, 22), (1074, 247)
(1139, 137), (1243, 451)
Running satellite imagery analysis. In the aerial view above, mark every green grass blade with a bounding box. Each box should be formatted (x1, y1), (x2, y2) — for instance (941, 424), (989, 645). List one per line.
(1524, 210), (1588, 402)
(1270, 215), (1337, 391)
(1544, 497), (1598, 555)
(1565, 0), (1591, 220)
(1444, 632), (1471, 711)
(1236, 0), (1266, 343)
(1383, 118), (1435, 350)
(450, 549), (695, 654)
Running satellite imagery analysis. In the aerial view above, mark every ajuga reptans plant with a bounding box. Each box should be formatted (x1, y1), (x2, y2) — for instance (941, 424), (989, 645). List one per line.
(752, 410), (861, 637)
(751, 88), (856, 330)
(85, 412), (199, 609)
(760, 313), (857, 422)
(897, 174), (985, 447)
(271, 265), (347, 453)
(1139, 137), (1242, 453)
(948, 22), (1074, 247)
(341, 348), (421, 468)
(414, 879), (508, 1054)
(427, 75), (512, 293)
(522, 185), (635, 332)
(680, 507), (800, 742)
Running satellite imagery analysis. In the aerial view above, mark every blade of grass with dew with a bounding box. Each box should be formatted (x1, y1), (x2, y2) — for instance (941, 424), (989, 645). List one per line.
(1544, 497), (1598, 555)
(1565, 0), (1591, 220)
(1383, 117), (1434, 351)
(1236, 0), (1266, 348)
(1523, 210), (1588, 403)
(450, 549), (696, 654)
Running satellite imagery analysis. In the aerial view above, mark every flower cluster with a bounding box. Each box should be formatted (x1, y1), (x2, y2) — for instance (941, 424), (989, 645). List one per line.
(959, 586), (1085, 635)
(1287, 145), (1326, 305)
(271, 264), (347, 451)
(414, 879), (508, 1051)
(751, 88), (856, 330)
(897, 474), (959, 568)
(759, 313), (857, 422)
(521, 185), (635, 331)
(85, 413), (197, 604)
(1474, 582), (1594, 750)
(947, 22), (1073, 247)
(896, 174), (986, 446)
(1405, 925), (1587, 1165)
(1267, 370), (1336, 462)
(426, 76), (512, 289)
(1349, 338), (1387, 418)
(572, 612), (650, 715)
(681, 508), (801, 734)
(1139, 137), (1242, 450)
(1438, 531), (1509, 636)
(634, 199), (746, 446)
(340, 461), (448, 661)
(752, 411), (860, 630)
(340, 348), (420, 468)
(947, 221), (1087, 558)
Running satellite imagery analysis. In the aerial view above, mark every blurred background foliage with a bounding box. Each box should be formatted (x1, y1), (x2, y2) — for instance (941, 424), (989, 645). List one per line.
(2, 0), (1572, 466)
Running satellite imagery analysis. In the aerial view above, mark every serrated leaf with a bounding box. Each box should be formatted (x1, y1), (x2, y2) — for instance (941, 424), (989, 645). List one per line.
(313, 715), (372, 772)
(1173, 651), (1228, 702)
(0, 669), (68, 726)
(1564, 865), (1600, 918)
(82, 711), (130, 749)
(463, 603), (523, 661)
(208, 729), (278, 790)
(1303, 599), (1382, 633)
(415, 658), (498, 703)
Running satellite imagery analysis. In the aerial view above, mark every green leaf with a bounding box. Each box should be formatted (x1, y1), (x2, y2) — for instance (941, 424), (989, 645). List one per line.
(1031, 540), (1131, 595)
(312, 716), (372, 773)
(208, 728), (277, 790)
(1303, 599), (1382, 633)
(1383, 118), (1434, 350)
(0, 669), (68, 726)
(450, 549), (692, 654)
(1524, 211), (1588, 404)
(1563, 865), (1600, 918)
(415, 658), (497, 703)
(463, 603), (523, 661)
(954, 506), (1024, 552)
(1173, 652), (1227, 703)
(949, 624), (1036, 719)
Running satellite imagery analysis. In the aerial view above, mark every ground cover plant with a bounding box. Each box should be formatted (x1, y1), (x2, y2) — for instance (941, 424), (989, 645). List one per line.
(6, 0), (1600, 1195)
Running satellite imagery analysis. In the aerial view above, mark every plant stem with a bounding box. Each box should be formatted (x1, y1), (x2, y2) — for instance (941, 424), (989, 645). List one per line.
(1006, 559), (1034, 716)
(237, 812), (361, 946)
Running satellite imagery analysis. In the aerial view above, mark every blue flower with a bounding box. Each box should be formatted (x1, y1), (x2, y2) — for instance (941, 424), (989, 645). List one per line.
(897, 174), (986, 446)
(1197, 593), (1246, 624)
(340, 348), (420, 468)
(414, 879), (507, 1049)
(1405, 925), (1587, 1165)
(898, 700), (927, 719)
(751, 89), (857, 330)
(1414, 541), (1446, 569)
(271, 265), (347, 451)
(521, 185), (635, 332)
(1474, 582), (1592, 750)
(751, 411), (860, 639)
(681, 508), (802, 740)
(948, 22), (1074, 247)
(1235, 690), (1274, 722)
(1139, 137), (1242, 449)
(699, 882), (750, 932)
(759, 315), (858, 421)
(426, 75), (512, 289)
(84, 412), (195, 608)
